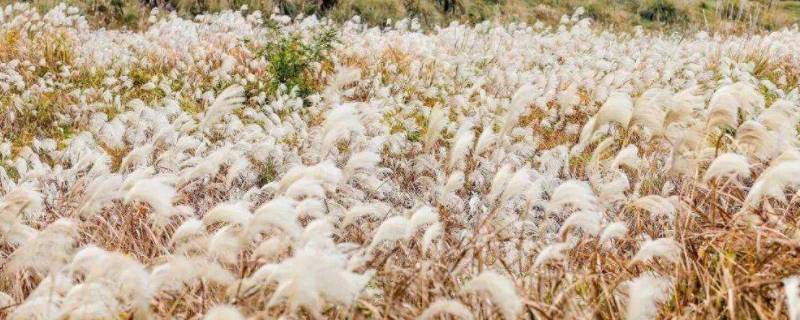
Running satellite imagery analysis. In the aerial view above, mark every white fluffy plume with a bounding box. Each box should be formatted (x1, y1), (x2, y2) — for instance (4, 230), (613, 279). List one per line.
(501, 84), (538, 134)
(547, 180), (598, 213)
(534, 242), (572, 267)
(370, 216), (410, 249)
(123, 177), (179, 227)
(265, 245), (371, 316)
(600, 221), (628, 244)
(321, 104), (366, 156)
(560, 210), (603, 236)
(461, 271), (521, 320)
(631, 195), (676, 221)
(201, 85), (246, 130)
(785, 276), (800, 320)
(631, 238), (681, 264)
(744, 160), (800, 207)
(203, 305), (245, 320)
(703, 152), (750, 183)
(624, 273), (672, 320)
(424, 107), (448, 148)
(592, 92), (633, 133)
(417, 299), (474, 320)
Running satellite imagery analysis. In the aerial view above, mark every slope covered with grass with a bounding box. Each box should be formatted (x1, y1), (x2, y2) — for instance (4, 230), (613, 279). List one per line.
(3, 2), (800, 319)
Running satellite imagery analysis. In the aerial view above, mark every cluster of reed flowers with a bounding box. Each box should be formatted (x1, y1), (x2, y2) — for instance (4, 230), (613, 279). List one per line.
(3, 2), (800, 319)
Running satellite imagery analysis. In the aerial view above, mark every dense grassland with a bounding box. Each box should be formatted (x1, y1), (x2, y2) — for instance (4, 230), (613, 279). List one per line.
(3, 2), (800, 320)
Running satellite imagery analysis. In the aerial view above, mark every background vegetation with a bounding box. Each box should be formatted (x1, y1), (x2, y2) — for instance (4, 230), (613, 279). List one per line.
(4, 0), (800, 31)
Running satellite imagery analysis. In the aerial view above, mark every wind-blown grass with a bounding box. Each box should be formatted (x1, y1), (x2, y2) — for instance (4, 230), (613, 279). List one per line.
(3, 2), (800, 319)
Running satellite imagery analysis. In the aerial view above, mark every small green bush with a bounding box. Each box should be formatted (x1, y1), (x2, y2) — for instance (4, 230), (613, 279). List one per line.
(638, 0), (686, 23)
(260, 28), (337, 98)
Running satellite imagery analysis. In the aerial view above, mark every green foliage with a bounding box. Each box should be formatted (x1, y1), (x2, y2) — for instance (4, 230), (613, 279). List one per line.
(0, 162), (20, 181)
(260, 28), (337, 98)
(257, 159), (278, 185)
(638, 0), (686, 23)
(580, 1), (612, 21)
(406, 130), (421, 142)
(784, 1), (800, 16)
(1, 92), (75, 153)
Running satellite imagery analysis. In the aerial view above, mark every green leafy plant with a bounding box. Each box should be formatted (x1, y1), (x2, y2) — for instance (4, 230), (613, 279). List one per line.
(638, 0), (686, 23)
(260, 28), (337, 99)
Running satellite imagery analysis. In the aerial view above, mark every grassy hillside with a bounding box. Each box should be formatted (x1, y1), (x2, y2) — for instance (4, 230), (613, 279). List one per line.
(5, 3), (800, 319)
(4, 0), (800, 31)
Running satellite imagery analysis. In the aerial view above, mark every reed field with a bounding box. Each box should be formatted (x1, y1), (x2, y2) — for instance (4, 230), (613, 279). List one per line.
(2, 2), (800, 319)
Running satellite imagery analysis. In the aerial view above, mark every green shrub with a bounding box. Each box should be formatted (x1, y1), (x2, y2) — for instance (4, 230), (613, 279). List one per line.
(638, 0), (686, 23)
(260, 28), (337, 98)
